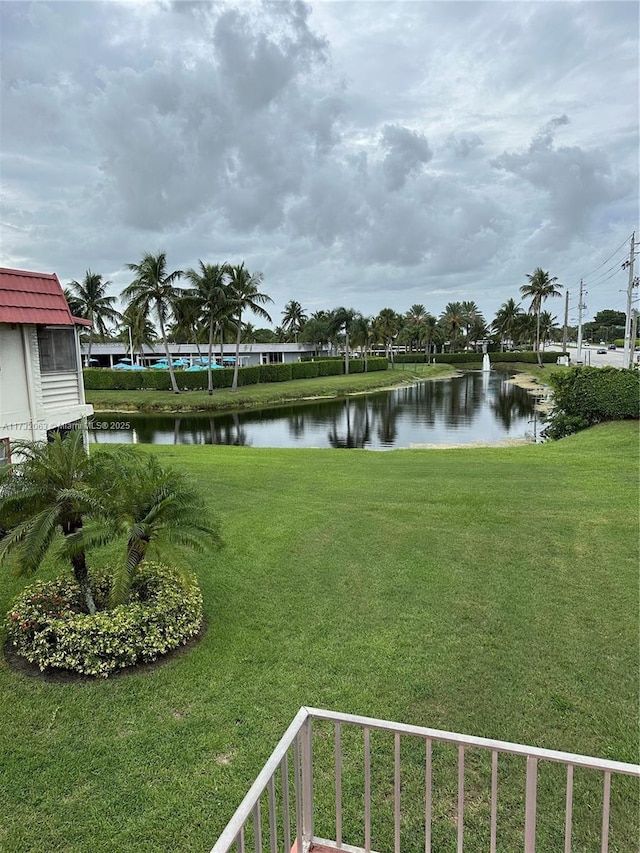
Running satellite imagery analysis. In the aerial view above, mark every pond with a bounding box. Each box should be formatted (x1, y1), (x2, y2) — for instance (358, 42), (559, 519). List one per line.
(89, 371), (545, 450)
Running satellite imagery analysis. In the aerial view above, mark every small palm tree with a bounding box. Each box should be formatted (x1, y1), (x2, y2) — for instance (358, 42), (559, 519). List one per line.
(539, 310), (559, 350)
(492, 299), (524, 352)
(98, 452), (222, 607)
(374, 308), (403, 363)
(520, 268), (562, 367)
(282, 300), (308, 343)
(68, 270), (120, 363)
(183, 261), (230, 395)
(120, 305), (158, 363)
(122, 252), (183, 392)
(0, 432), (103, 614)
(226, 263), (273, 391)
(352, 314), (375, 371)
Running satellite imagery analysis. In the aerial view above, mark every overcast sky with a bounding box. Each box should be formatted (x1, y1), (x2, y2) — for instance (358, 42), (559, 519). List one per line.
(1, 1), (638, 328)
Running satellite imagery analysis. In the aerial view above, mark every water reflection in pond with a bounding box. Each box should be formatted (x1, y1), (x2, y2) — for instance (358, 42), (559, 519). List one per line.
(89, 371), (543, 450)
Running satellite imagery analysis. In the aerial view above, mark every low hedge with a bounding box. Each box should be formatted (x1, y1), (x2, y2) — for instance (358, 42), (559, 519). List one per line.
(5, 563), (203, 677)
(291, 361), (320, 379)
(258, 363), (293, 383)
(544, 366), (640, 439)
(392, 351), (568, 365)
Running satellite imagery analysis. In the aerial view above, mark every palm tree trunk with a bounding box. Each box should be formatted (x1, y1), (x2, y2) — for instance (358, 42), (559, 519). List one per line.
(536, 309), (543, 368)
(208, 315), (215, 395)
(158, 307), (180, 393)
(71, 552), (96, 615)
(345, 330), (350, 375)
(87, 329), (93, 366)
(364, 340), (369, 373)
(231, 312), (242, 391)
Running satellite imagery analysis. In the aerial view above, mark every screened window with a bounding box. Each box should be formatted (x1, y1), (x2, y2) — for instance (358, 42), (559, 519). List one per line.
(0, 438), (9, 466)
(37, 328), (78, 373)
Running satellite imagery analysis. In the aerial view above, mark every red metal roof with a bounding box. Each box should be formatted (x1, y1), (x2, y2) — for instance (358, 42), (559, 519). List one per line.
(0, 267), (91, 326)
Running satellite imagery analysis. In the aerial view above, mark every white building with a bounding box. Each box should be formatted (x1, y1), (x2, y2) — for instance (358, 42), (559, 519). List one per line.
(0, 267), (93, 461)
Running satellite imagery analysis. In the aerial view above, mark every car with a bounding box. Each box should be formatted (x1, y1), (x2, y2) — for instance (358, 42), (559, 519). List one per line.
(597, 348), (607, 354)
(608, 344), (617, 350)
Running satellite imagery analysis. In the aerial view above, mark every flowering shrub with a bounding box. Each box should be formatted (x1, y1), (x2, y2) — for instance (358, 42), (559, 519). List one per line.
(5, 563), (203, 677)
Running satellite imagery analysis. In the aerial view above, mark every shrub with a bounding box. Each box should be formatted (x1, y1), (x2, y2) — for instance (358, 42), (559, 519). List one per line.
(317, 359), (344, 376)
(5, 563), (203, 677)
(291, 361), (320, 379)
(544, 367), (640, 439)
(259, 363), (293, 383)
(365, 357), (388, 372)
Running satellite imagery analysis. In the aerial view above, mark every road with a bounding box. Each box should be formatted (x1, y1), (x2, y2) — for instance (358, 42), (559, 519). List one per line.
(547, 344), (638, 369)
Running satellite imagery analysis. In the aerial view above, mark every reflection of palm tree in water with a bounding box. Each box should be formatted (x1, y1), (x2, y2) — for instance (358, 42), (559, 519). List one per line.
(376, 393), (399, 446)
(288, 412), (306, 438)
(327, 398), (372, 448)
(231, 412), (250, 446)
(491, 381), (536, 429)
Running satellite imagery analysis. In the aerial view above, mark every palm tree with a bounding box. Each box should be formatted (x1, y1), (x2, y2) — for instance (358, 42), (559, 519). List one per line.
(97, 452), (222, 607)
(418, 313), (438, 360)
(352, 314), (375, 371)
(63, 287), (85, 318)
(539, 310), (559, 350)
(440, 302), (464, 352)
(404, 304), (427, 352)
(282, 300), (308, 343)
(520, 268), (562, 367)
(226, 263), (273, 391)
(0, 432), (102, 614)
(68, 270), (120, 363)
(460, 300), (481, 347)
(374, 308), (403, 363)
(492, 299), (524, 352)
(120, 304), (157, 364)
(329, 307), (358, 374)
(183, 261), (230, 395)
(122, 252), (183, 392)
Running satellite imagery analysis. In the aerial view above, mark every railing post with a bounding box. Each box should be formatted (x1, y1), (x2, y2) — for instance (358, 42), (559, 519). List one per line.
(301, 716), (314, 852)
(524, 756), (538, 853)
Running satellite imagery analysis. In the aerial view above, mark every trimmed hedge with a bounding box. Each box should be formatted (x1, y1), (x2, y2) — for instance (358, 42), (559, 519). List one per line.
(84, 357), (387, 391)
(291, 361), (320, 379)
(258, 363), (293, 383)
(544, 366), (640, 440)
(5, 563), (203, 677)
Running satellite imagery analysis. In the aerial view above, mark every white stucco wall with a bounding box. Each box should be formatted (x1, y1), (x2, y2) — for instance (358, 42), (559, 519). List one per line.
(0, 324), (93, 450)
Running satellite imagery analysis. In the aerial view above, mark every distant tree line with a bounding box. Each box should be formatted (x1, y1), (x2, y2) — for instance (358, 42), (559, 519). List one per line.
(65, 256), (577, 388)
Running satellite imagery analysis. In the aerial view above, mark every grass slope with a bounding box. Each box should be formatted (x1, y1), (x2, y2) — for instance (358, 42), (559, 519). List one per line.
(0, 422), (637, 852)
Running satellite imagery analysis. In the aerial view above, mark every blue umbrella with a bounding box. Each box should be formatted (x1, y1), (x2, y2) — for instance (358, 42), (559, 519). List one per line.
(150, 361), (169, 369)
(185, 364), (206, 372)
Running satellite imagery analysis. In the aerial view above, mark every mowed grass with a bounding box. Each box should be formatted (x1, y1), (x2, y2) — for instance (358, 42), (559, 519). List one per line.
(0, 422), (638, 852)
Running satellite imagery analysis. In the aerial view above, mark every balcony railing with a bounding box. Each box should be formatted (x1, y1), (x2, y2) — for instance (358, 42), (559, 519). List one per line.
(210, 707), (639, 853)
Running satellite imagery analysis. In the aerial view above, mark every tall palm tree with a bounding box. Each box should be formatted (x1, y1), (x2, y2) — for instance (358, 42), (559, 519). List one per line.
(0, 432), (103, 614)
(97, 452), (222, 607)
(329, 307), (358, 374)
(122, 252), (183, 392)
(460, 300), (481, 346)
(226, 263), (273, 391)
(520, 268), (562, 367)
(183, 261), (230, 395)
(68, 270), (120, 363)
(418, 313), (438, 360)
(492, 299), (524, 352)
(440, 302), (464, 353)
(281, 300), (308, 343)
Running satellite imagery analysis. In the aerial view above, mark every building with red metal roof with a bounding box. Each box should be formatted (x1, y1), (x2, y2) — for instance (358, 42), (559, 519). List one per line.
(0, 267), (93, 460)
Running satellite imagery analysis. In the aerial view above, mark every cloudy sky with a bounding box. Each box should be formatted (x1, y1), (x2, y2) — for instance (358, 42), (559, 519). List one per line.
(1, 0), (638, 328)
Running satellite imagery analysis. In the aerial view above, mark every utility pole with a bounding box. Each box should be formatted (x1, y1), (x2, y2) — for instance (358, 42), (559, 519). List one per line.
(630, 308), (639, 368)
(622, 232), (636, 368)
(576, 279), (586, 363)
(562, 289), (569, 353)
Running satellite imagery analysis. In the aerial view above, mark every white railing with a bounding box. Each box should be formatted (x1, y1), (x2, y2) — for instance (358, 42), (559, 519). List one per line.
(210, 707), (640, 853)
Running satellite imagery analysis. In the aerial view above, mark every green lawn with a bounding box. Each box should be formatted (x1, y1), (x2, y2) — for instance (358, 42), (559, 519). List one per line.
(0, 422), (638, 852)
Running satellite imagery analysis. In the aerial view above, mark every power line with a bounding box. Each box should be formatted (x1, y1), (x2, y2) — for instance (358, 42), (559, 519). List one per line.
(579, 232), (635, 280)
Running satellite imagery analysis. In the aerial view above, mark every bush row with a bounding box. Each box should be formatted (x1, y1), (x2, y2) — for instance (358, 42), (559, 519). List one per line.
(544, 367), (640, 440)
(391, 351), (568, 364)
(5, 563), (203, 677)
(83, 357), (388, 390)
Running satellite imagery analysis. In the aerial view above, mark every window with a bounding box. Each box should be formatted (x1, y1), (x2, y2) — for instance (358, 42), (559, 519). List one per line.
(0, 438), (9, 466)
(37, 328), (78, 373)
